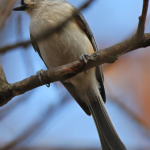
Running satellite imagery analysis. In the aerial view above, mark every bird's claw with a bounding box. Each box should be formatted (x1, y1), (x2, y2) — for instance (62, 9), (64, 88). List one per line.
(79, 54), (90, 74)
(36, 69), (50, 87)
(79, 54), (89, 64)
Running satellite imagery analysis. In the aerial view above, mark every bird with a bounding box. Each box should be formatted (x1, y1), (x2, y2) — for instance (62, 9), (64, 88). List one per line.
(13, 0), (126, 149)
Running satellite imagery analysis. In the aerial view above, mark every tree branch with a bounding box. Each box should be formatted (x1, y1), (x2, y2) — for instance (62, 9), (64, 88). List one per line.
(1, 32), (150, 107)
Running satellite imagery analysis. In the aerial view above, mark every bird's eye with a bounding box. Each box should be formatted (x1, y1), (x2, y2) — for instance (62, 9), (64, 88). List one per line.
(21, 0), (25, 5)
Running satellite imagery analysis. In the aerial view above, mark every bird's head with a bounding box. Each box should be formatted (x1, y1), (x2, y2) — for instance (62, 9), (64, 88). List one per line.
(13, 0), (38, 11)
(13, 0), (66, 11)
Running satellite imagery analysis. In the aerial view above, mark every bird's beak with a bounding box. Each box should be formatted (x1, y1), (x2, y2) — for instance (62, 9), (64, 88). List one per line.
(13, 4), (28, 11)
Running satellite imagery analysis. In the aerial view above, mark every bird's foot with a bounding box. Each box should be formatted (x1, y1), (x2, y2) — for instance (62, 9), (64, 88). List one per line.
(79, 54), (90, 64)
(36, 69), (50, 87)
(79, 54), (90, 73)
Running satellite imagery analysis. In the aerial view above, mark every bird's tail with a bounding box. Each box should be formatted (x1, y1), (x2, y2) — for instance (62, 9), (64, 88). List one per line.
(86, 87), (127, 150)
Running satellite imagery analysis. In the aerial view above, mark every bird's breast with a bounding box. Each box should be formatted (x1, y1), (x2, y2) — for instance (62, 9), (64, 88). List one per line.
(29, 4), (94, 69)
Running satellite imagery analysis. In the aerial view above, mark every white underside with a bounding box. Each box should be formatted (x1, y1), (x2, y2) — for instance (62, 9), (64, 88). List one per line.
(29, 2), (99, 103)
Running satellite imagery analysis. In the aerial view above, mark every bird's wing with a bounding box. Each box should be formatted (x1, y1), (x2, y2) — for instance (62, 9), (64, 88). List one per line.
(63, 8), (106, 115)
(30, 34), (42, 59)
(73, 7), (106, 103)
(30, 34), (48, 68)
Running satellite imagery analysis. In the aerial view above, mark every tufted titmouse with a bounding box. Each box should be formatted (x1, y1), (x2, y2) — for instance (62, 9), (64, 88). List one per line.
(13, 0), (126, 149)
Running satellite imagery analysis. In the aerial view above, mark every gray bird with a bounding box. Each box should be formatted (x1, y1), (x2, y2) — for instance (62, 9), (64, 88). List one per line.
(13, 0), (126, 149)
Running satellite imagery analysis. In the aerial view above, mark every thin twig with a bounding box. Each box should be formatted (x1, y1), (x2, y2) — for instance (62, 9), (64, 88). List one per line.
(0, 64), (8, 84)
(136, 0), (149, 38)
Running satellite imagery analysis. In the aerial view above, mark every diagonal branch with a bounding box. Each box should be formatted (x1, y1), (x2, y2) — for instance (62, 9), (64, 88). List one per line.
(136, 0), (149, 38)
(1, 32), (150, 107)
(1, 94), (69, 150)
(105, 81), (150, 132)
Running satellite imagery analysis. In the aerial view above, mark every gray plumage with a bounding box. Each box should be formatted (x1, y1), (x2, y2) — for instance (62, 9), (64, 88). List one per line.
(13, 0), (127, 149)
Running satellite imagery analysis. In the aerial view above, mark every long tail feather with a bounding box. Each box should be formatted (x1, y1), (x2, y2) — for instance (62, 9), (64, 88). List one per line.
(87, 89), (127, 150)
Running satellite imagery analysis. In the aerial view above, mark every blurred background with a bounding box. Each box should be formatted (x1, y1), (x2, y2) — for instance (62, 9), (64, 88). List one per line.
(0, 0), (150, 150)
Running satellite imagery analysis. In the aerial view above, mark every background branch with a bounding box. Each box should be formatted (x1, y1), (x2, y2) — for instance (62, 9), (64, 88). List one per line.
(0, 0), (17, 31)
(0, 0), (94, 53)
(1, 94), (70, 150)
